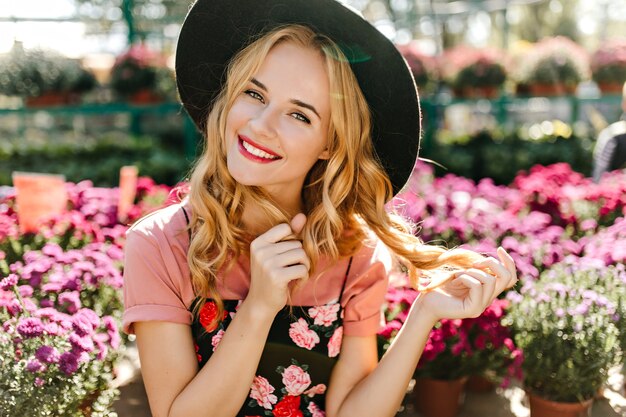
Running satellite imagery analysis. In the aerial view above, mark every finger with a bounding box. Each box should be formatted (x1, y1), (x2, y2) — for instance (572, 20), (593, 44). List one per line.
(290, 213), (307, 235)
(497, 247), (518, 288)
(254, 223), (296, 245)
(472, 257), (511, 294)
(268, 240), (304, 255)
(453, 274), (484, 318)
(278, 264), (309, 283)
(271, 248), (311, 272)
(462, 269), (496, 308)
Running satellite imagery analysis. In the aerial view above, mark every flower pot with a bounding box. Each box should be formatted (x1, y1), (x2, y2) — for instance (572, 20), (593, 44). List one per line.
(128, 89), (162, 104)
(25, 91), (79, 107)
(527, 393), (593, 417)
(452, 86), (499, 99)
(527, 83), (576, 97)
(466, 374), (495, 393)
(597, 82), (624, 95)
(413, 377), (467, 417)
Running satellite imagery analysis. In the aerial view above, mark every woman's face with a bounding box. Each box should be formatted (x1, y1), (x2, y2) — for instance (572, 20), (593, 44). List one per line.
(224, 41), (331, 200)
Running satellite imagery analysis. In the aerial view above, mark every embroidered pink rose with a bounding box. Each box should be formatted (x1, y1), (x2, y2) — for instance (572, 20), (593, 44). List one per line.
(307, 402), (326, 417)
(308, 304), (340, 327)
(211, 329), (224, 351)
(281, 365), (312, 396)
(289, 318), (320, 350)
(249, 375), (278, 410)
(327, 326), (343, 358)
(304, 383), (327, 397)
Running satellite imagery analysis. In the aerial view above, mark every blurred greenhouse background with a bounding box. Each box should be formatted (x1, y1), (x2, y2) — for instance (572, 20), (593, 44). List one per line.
(1, 2), (626, 417)
(1, 0), (625, 187)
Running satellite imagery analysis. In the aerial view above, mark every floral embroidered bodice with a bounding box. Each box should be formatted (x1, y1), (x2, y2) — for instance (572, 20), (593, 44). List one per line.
(190, 296), (345, 417)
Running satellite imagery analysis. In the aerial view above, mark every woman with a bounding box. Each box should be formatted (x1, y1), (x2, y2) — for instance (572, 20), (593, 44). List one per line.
(122, 1), (518, 417)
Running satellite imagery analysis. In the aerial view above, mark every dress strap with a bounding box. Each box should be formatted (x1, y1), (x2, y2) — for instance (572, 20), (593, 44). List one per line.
(338, 256), (353, 302)
(181, 206), (191, 240)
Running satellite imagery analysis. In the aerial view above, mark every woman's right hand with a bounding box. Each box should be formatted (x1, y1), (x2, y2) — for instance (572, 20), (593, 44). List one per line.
(246, 213), (310, 316)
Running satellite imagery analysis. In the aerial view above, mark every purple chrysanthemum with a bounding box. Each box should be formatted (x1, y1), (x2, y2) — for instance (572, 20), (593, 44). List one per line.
(35, 346), (60, 364)
(26, 359), (44, 373)
(0, 273), (18, 291)
(16, 317), (44, 339)
(58, 351), (80, 376)
(69, 333), (95, 353)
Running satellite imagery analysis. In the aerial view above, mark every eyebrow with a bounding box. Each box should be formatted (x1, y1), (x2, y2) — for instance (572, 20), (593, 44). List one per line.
(251, 78), (321, 120)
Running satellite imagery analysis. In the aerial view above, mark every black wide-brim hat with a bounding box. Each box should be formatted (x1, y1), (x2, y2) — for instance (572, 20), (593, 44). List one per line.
(176, 0), (421, 195)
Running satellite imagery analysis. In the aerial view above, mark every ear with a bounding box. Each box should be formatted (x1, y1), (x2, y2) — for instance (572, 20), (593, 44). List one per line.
(318, 148), (330, 160)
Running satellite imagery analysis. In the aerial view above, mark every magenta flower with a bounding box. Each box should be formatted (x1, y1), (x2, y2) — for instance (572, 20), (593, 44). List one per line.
(0, 274), (18, 290)
(16, 317), (44, 339)
(58, 351), (80, 375)
(35, 345), (60, 364)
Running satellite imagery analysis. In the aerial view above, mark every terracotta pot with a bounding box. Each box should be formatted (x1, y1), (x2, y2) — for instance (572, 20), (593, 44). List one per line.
(528, 83), (576, 97)
(413, 376), (467, 417)
(466, 374), (495, 393)
(453, 86), (499, 99)
(129, 89), (162, 104)
(597, 82), (624, 95)
(25, 91), (79, 107)
(527, 393), (593, 417)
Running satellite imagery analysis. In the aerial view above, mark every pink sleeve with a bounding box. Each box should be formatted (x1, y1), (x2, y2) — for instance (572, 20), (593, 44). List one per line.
(122, 213), (193, 335)
(341, 239), (391, 337)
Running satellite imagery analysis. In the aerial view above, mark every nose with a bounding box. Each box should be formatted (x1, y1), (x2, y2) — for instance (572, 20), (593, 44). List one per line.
(248, 105), (278, 139)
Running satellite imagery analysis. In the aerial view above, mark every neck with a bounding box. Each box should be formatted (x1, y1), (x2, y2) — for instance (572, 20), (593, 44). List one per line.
(240, 189), (304, 236)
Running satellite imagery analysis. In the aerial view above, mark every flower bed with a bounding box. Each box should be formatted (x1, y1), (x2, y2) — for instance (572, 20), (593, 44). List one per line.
(2, 162), (625, 412)
(0, 177), (174, 416)
(381, 161), (626, 393)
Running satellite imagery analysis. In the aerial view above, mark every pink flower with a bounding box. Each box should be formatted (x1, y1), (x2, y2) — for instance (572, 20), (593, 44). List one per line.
(289, 318), (319, 350)
(304, 384), (327, 397)
(327, 326), (343, 358)
(308, 304), (340, 327)
(307, 402), (326, 417)
(249, 375), (278, 410)
(281, 365), (312, 396)
(211, 329), (224, 352)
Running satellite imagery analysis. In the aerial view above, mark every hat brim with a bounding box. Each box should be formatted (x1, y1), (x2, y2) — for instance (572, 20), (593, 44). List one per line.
(176, 0), (421, 194)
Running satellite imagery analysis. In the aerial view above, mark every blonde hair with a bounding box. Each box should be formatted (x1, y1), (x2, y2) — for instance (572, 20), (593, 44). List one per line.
(185, 24), (483, 325)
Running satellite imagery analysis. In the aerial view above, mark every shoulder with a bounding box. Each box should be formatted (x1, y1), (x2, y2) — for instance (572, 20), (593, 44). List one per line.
(126, 199), (190, 248)
(350, 229), (394, 275)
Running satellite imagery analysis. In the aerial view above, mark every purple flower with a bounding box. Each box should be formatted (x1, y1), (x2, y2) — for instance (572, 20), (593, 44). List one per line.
(0, 274), (18, 291)
(26, 359), (44, 373)
(18, 285), (33, 297)
(58, 351), (80, 375)
(16, 317), (44, 339)
(58, 291), (81, 314)
(69, 333), (95, 353)
(34, 377), (45, 387)
(35, 346), (60, 364)
(571, 303), (589, 316)
(72, 310), (99, 336)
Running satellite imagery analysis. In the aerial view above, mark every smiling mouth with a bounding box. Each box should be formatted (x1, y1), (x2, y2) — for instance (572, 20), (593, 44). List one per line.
(238, 135), (282, 162)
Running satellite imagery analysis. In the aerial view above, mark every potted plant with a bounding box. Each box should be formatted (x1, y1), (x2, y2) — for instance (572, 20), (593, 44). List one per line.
(504, 259), (622, 417)
(0, 241), (124, 416)
(378, 281), (518, 417)
(395, 42), (438, 95)
(513, 37), (590, 96)
(591, 38), (626, 94)
(440, 46), (507, 99)
(0, 44), (97, 106)
(109, 43), (169, 104)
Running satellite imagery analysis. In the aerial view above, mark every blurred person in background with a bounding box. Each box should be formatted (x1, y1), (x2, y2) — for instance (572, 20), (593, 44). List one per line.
(593, 81), (626, 182)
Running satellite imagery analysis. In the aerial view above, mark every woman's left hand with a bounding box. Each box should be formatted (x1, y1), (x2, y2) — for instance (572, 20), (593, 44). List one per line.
(419, 247), (518, 321)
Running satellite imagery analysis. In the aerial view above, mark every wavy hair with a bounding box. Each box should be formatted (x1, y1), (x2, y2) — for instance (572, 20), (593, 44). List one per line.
(185, 24), (484, 326)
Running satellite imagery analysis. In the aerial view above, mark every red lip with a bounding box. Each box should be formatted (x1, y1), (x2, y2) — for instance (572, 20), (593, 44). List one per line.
(238, 135), (281, 158)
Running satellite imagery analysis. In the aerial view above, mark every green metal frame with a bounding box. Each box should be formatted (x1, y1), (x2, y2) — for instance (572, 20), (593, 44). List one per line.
(0, 102), (200, 159)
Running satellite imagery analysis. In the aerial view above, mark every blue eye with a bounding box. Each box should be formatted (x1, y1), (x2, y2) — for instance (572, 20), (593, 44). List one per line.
(244, 89), (264, 102)
(292, 113), (311, 124)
